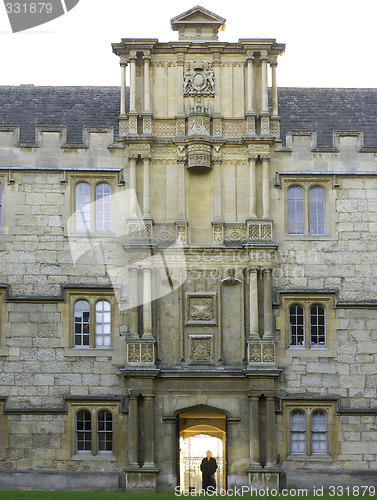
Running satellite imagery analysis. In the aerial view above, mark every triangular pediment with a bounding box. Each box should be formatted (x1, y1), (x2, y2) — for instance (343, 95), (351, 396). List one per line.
(171, 6), (226, 26)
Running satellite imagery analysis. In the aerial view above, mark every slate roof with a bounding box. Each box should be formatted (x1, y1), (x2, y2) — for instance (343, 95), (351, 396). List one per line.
(0, 85), (377, 147)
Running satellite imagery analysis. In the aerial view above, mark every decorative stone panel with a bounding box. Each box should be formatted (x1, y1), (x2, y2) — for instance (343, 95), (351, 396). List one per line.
(187, 115), (211, 136)
(212, 222), (224, 245)
(127, 341), (155, 364)
(142, 115), (152, 135)
(224, 224), (248, 245)
(260, 115), (270, 135)
(270, 118), (280, 138)
(186, 293), (216, 325)
(246, 470), (280, 490)
(246, 115), (256, 136)
(152, 120), (176, 137)
(248, 341), (275, 364)
(248, 221), (273, 241)
(183, 62), (215, 97)
(127, 220), (152, 241)
(190, 335), (213, 361)
(187, 143), (211, 171)
(223, 120), (247, 138)
(124, 470), (157, 492)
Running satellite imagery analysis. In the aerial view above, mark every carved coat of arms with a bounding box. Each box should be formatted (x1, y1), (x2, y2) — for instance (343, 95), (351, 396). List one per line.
(183, 60), (215, 97)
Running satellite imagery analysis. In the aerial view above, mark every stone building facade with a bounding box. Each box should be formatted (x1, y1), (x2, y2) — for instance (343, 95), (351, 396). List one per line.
(0, 5), (376, 492)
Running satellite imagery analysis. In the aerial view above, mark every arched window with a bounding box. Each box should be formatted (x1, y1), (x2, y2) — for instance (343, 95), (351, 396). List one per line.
(311, 411), (327, 454)
(310, 305), (326, 347)
(290, 411), (306, 454)
(309, 186), (325, 235)
(289, 305), (305, 347)
(97, 410), (113, 453)
(75, 182), (91, 232)
(76, 410), (92, 453)
(95, 301), (111, 347)
(74, 300), (90, 347)
(288, 186), (305, 234)
(95, 183), (111, 231)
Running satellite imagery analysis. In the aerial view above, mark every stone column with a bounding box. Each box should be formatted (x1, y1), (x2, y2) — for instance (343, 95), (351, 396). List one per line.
(143, 395), (155, 467)
(247, 56), (255, 113)
(129, 267), (138, 336)
(249, 268), (259, 339)
(261, 52), (269, 113)
(262, 268), (273, 339)
(261, 155), (270, 219)
(176, 53), (185, 116)
(248, 154), (258, 218)
(142, 155), (151, 218)
(177, 158), (186, 220)
(265, 395), (276, 467)
(248, 394), (261, 467)
(128, 393), (139, 466)
(142, 268), (153, 339)
(129, 54), (137, 113)
(129, 155), (138, 218)
(213, 52), (221, 115)
(271, 60), (278, 117)
(143, 54), (151, 113)
(120, 62), (127, 115)
(213, 156), (223, 221)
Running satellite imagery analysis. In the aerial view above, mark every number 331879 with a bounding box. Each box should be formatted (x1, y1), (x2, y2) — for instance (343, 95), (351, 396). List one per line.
(5, 3), (53, 14)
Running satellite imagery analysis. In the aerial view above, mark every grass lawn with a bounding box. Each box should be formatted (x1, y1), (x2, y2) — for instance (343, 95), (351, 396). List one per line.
(0, 493), (375, 499)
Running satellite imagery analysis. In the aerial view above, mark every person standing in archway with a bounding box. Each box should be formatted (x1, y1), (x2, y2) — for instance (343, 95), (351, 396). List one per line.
(200, 450), (217, 492)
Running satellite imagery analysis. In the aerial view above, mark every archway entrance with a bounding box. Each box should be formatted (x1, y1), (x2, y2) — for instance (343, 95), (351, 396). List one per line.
(178, 408), (226, 492)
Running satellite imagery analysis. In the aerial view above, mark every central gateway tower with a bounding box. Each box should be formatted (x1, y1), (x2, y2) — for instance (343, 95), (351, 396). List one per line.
(112, 5), (285, 492)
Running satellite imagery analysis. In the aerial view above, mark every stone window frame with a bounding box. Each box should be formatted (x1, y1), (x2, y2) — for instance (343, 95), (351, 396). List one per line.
(63, 171), (123, 238)
(0, 172), (6, 232)
(283, 177), (336, 239)
(275, 294), (339, 357)
(280, 400), (339, 461)
(62, 401), (126, 461)
(59, 289), (122, 358)
(0, 289), (9, 356)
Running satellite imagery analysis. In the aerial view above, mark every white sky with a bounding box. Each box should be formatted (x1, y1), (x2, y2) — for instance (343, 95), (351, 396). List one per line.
(0, 0), (376, 88)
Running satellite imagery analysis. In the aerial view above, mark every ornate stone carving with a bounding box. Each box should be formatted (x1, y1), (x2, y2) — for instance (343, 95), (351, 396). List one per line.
(224, 224), (248, 244)
(128, 114), (138, 135)
(187, 115), (210, 136)
(187, 143), (211, 171)
(119, 119), (129, 137)
(176, 221), (188, 244)
(270, 119), (280, 138)
(248, 221), (273, 241)
(183, 62), (215, 97)
(152, 120), (176, 137)
(261, 115), (270, 135)
(153, 224), (176, 244)
(127, 221), (152, 241)
(127, 342), (155, 364)
(186, 293), (216, 325)
(248, 341), (275, 364)
(142, 115), (152, 135)
(190, 336), (213, 361)
(212, 223), (224, 245)
(223, 120), (247, 138)
(248, 343), (262, 363)
(262, 342), (275, 363)
(176, 118), (186, 136)
(246, 115), (256, 136)
(213, 119), (222, 137)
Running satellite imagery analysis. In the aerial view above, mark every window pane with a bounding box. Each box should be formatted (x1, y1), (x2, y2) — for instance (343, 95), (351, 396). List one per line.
(309, 187), (325, 235)
(75, 183), (91, 232)
(74, 300), (90, 347)
(96, 183), (111, 231)
(288, 187), (304, 234)
(76, 410), (92, 453)
(290, 411), (306, 454)
(311, 411), (327, 454)
(310, 305), (326, 347)
(289, 305), (305, 347)
(95, 301), (111, 347)
(97, 410), (113, 453)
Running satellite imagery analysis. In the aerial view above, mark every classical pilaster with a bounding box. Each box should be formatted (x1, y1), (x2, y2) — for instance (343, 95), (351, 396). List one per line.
(142, 155), (151, 218)
(213, 52), (221, 115)
(248, 394), (261, 467)
(143, 53), (151, 113)
(262, 268), (273, 340)
(120, 61), (127, 115)
(142, 268), (153, 339)
(176, 53), (185, 116)
(265, 395), (276, 467)
(129, 53), (137, 113)
(248, 154), (258, 218)
(247, 56), (255, 114)
(129, 155), (138, 218)
(270, 59), (278, 117)
(249, 268), (259, 339)
(129, 267), (139, 337)
(261, 51), (269, 113)
(261, 155), (270, 219)
(143, 395), (156, 467)
(213, 153), (223, 221)
(177, 155), (186, 221)
(128, 393), (139, 467)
